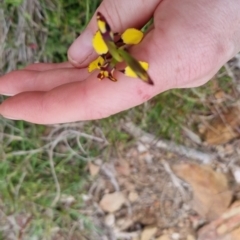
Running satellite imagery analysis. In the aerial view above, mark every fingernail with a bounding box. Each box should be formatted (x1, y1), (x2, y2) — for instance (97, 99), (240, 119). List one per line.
(68, 29), (93, 66)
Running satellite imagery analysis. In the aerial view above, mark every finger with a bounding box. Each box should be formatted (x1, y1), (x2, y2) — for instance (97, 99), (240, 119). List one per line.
(0, 71), (160, 124)
(68, 0), (161, 67)
(0, 68), (89, 96)
(24, 62), (73, 71)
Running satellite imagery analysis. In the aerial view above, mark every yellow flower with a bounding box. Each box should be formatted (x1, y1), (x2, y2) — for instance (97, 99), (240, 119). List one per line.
(88, 12), (153, 85)
(88, 56), (104, 73)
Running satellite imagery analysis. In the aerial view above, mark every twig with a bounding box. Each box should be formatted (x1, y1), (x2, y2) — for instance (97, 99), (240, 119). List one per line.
(101, 163), (120, 192)
(68, 222), (78, 240)
(15, 171), (27, 200)
(49, 143), (61, 207)
(224, 63), (237, 84)
(122, 122), (216, 164)
(114, 230), (140, 240)
(161, 160), (187, 199)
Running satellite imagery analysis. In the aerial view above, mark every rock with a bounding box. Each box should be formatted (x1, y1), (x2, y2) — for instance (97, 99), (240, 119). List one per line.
(94, 158), (103, 165)
(128, 191), (139, 202)
(140, 226), (157, 240)
(82, 194), (91, 201)
(100, 192), (126, 213)
(171, 233), (180, 240)
(232, 166), (240, 184)
(156, 234), (170, 240)
(104, 214), (115, 227)
(60, 194), (75, 206)
(137, 143), (148, 153)
(187, 235), (196, 240)
(144, 153), (153, 164)
(116, 218), (133, 231)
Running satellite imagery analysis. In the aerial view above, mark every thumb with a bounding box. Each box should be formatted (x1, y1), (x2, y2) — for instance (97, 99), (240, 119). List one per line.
(67, 0), (160, 67)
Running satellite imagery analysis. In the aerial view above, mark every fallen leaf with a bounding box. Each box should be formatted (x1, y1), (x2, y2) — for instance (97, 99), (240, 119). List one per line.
(214, 90), (225, 100)
(88, 162), (100, 176)
(115, 160), (130, 176)
(198, 201), (240, 240)
(99, 192), (126, 213)
(204, 106), (240, 145)
(140, 226), (157, 240)
(173, 163), (232, 220)
(231, 228), (240, 240)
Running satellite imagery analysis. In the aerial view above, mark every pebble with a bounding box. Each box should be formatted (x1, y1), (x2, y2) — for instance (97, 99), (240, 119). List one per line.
(100, 192), (126, 213)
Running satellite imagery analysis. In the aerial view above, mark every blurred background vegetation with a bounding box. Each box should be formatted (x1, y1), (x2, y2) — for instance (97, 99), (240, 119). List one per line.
(0, 0), (236, 239)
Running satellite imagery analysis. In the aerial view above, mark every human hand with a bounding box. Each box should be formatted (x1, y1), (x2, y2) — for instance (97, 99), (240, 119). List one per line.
(0, 0), (239, 124)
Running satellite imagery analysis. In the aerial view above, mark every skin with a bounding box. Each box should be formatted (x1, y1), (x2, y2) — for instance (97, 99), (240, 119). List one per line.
(0, 0), (239, 124)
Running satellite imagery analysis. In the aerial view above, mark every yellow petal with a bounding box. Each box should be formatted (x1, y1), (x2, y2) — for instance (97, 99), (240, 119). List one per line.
(124, 61), (149, 78)
(121, 28), (144, 45)
(98, 19), (107, 34)
(88, 56), (104, 73)
(92, 31), (108, 55)
(101, 70), (106, 77)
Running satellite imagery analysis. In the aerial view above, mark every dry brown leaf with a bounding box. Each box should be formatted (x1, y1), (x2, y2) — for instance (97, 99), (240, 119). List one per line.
(115, 160), (131, 176)
(173, 163), (232, 220)
(214, 90), (226, 100)
(230, 228), (240, 240)
(198, 201), (240, 240)
(88, 162), (100, 176)
(204, 106), (240, 145)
